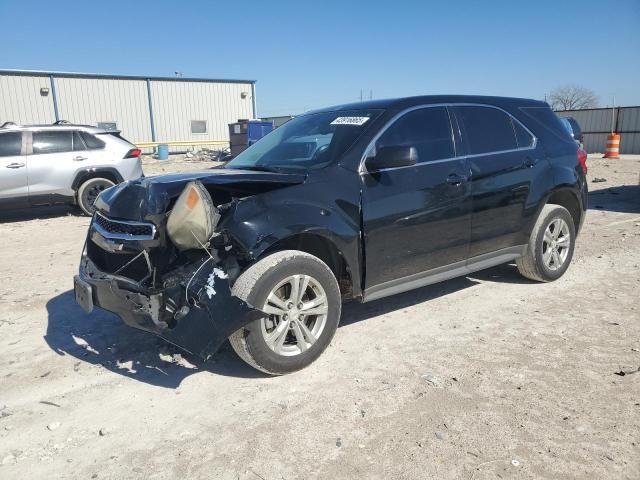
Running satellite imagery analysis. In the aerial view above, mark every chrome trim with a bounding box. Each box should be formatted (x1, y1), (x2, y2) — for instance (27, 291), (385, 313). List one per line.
(358, 102), (538, 175)
(92, 211), (157, 241)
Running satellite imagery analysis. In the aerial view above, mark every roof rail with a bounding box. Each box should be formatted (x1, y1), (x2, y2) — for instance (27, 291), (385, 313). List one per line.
(1, 121), (19, 128)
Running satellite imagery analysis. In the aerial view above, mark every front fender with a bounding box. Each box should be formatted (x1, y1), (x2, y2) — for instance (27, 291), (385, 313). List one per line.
(221, 175), (362, 294)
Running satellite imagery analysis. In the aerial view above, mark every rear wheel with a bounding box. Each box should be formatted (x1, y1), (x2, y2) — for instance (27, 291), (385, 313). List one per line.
(228, 250), (341, 375)
(77, 177), (115, 215)
(517, 204), (576, 282)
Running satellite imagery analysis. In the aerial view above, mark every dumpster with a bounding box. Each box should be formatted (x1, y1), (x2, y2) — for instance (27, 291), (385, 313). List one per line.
(229, 120), (273, 157)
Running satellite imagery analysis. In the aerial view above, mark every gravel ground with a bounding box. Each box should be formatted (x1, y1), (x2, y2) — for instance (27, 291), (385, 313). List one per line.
(0, 155), (639, 479)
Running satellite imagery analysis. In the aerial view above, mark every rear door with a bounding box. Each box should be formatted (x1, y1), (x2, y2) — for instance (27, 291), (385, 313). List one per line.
(27, 129), (90, 203)
(0, 131), (29, 208)
(452, 105), (540, 257)
(361, 106), (471, 291)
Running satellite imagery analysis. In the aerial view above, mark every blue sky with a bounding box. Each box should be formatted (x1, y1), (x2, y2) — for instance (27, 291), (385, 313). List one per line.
(1, 0), (639, 116)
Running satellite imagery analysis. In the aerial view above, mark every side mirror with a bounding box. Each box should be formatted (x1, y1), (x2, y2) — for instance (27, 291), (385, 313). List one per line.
(365, 145), (418, 172)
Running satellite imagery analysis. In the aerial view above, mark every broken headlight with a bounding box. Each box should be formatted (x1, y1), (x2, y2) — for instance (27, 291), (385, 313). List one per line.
(166, 181), (220, 251)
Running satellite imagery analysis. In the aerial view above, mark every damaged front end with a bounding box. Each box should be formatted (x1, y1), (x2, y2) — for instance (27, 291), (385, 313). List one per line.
(73, 173), (300, 360)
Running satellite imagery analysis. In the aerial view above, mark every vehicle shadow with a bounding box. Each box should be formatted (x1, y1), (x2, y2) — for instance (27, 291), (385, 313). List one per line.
(0, 205), (83, 223)
(588, 185), (640, 214)
(44, 291), (269, 389)
(45, 264), (522, 388)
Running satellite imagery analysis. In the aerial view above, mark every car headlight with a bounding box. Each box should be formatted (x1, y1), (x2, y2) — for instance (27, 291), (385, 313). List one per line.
(166, 181), (220, 251)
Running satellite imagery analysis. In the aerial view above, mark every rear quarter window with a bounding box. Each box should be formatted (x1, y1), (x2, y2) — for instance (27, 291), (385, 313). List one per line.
(512, 119), (535, 148)
(518, 107), (576, 151)
(80, 131), (106, 149)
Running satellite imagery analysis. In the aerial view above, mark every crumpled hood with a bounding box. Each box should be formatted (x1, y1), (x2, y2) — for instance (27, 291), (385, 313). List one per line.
(95, 168), (307, 220)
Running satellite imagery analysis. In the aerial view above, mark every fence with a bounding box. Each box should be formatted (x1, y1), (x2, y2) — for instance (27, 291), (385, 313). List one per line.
(555, 106), (640, 154)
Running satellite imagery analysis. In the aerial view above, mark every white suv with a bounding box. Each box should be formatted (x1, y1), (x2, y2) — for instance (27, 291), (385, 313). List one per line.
(0, 122), (143, 215)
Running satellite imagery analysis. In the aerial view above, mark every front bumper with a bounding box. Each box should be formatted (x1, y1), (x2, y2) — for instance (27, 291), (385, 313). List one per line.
(75, 255), (263, 360)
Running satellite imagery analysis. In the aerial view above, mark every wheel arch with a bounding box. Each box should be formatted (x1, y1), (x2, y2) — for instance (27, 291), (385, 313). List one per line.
(259, 232), (355, 300)
(545, 187), (583, 233)
(71, 168), (124, 192)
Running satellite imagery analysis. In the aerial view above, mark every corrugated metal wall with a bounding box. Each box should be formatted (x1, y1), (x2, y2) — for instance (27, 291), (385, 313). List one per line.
(557, 107), (640, 154)
(150, 80), (254, 149)
(0, 71), (255, 150)
(0, 74), (56, 124)
(55, 77), (151, 142)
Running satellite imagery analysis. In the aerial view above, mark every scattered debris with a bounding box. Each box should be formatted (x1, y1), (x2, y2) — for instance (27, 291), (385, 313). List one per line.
(39, 401), (61, 408)
(592, 177), (607, 183)
(1, 454), (16, 465)
(99, 428), (108, 437)
(335, 438), (342, 447)
(47, 422), (61, 431)
(39, 371), (51, 378)
(435, 431), (446, 440)
(420, 374), (444, 388)
(511, 459), (520, 467)
(0, 406), (12, 420)
(614, 367), (640, 377)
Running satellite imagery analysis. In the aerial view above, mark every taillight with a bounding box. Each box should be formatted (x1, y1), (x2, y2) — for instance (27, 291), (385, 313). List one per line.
(577, 147), (587, 175)
(124, 148), (141, 158)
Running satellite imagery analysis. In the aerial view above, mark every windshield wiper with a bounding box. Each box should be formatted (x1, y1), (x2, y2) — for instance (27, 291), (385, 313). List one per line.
(230, 165), (283, 173)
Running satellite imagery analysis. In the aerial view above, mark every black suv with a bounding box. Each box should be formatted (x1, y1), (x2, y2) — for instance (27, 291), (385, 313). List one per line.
(74, 95), (588, 374)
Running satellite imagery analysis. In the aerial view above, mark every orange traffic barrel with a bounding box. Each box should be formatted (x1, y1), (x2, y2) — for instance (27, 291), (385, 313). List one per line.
(603, 133), (621, 158)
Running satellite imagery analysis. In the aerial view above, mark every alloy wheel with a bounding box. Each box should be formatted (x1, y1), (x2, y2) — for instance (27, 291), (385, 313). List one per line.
(260, 274), (329, 356)
(542, 218), (571, 271)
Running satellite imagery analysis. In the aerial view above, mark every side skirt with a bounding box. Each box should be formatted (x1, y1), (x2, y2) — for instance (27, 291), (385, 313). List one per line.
(362, 245), (526, 303)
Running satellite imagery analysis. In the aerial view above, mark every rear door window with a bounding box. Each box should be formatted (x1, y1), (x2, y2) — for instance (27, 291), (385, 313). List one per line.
(455, 106), (518, 155)
(32, 131), (73, 155)
(376, 107), (454, 163)
(0, 132), (23, 157)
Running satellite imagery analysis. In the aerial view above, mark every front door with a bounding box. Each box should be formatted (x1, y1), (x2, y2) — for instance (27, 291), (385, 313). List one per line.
(0, 131), (28, 208)
(361, 106), (471, 294)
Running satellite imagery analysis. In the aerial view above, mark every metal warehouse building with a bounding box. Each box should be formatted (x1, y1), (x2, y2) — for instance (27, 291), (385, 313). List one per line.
(0, 69), (256, 150)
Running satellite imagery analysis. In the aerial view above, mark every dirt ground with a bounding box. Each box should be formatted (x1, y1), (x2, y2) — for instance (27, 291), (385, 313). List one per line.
(1, 155), (639, 479)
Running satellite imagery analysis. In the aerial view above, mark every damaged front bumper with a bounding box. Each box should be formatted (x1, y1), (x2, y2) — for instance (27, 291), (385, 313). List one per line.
(74, 254), (263, 360)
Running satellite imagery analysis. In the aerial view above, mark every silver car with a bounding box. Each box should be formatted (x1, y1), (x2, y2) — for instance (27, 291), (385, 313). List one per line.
(0, 122), (143, 214)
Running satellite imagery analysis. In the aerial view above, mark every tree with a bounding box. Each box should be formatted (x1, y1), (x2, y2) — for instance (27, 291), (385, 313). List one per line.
(548, 85), (599, 111)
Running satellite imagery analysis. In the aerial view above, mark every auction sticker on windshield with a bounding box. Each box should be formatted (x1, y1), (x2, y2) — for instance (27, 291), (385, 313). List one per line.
(330, 116), (370, 126)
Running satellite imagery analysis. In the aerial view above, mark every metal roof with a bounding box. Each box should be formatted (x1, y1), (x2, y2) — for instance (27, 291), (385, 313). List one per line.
(0, 68), (256, 84)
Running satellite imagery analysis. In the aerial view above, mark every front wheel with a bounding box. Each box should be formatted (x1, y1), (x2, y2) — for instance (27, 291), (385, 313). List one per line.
(228, 250), (341, 375)
(517, 204), (576, 282)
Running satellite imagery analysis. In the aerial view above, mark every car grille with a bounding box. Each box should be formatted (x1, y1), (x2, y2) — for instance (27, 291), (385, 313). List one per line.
(86, 239), (151, 281)
(93, 212), (156, 240)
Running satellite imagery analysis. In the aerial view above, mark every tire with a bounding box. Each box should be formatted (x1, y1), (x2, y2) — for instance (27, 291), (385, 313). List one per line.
(516, 204), (576, 282)
(228, 250), (341, 375)
(77, 177), (115, 215)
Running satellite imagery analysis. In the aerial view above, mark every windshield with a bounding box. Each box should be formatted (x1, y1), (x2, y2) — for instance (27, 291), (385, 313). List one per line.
(225, 110), (382, 172)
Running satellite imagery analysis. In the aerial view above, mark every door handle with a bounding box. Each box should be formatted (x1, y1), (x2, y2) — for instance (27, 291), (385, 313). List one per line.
(524, 157), (539, 168)
(6, 162), (25, 169)
(73, 156), (88, 161)
(446, 173), (467, 186)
